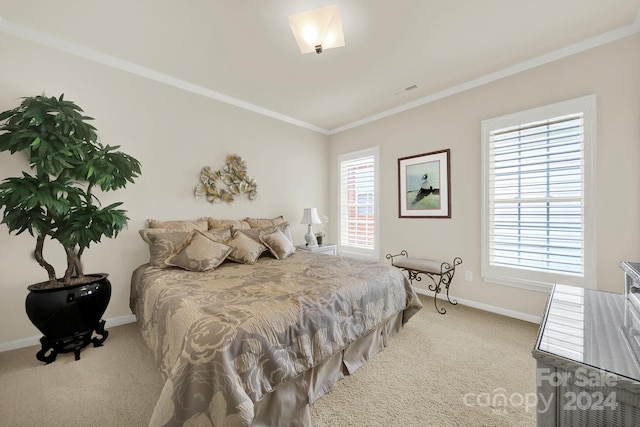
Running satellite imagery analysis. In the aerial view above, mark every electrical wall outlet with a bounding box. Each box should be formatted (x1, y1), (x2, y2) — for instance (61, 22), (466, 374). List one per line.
(464, 270), (472, 281)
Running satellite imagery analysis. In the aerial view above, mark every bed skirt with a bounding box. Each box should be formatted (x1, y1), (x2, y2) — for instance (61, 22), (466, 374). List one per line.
(249, 311), (404, 427)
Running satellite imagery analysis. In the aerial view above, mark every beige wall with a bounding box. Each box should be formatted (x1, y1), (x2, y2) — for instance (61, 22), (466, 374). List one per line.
(1, 29), (639, 347)
(329, 34), (640, 319)
(0, 33), (329, 345)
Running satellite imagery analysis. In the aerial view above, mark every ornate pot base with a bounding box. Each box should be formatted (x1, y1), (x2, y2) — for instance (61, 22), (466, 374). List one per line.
(36, 320), (109, 363)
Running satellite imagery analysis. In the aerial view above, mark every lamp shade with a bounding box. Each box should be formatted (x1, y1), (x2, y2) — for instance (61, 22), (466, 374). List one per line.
(289, 5), (345, 54)
(300, 207), (322, 225)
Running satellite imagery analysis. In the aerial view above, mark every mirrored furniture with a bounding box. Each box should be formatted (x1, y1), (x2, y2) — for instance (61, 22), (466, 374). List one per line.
(532, 262), (640, 426)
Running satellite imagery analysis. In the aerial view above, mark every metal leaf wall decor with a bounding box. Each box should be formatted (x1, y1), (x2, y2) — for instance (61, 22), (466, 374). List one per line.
(195, 154), (258, 203)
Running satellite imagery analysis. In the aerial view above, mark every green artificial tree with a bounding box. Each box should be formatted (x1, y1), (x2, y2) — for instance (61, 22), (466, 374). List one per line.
(0, 94), (141, 288)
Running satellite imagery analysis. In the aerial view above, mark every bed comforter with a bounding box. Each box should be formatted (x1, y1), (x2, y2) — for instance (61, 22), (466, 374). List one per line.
(130, 250), (422, 426)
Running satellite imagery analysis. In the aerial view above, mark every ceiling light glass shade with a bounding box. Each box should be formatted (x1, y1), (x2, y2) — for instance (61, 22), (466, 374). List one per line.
(289, 5), (345, 54)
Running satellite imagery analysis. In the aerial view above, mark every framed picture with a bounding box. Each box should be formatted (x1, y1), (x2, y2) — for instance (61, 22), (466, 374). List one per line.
(398, 149), (451, 218)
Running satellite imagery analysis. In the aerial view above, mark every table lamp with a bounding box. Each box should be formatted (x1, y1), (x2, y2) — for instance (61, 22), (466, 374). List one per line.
(300, 207), (321, 247)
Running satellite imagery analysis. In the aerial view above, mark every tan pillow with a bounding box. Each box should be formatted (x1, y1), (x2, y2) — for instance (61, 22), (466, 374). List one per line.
(165, 230), (233, 272)
(146, 218), (208, 232)
(235, 226), (273, 242)
(245, 216), (285, 228)
(140, 227), (229, 246)
(260, 228), (296, 260)
(277, 222), (294, 245)
(204, 227), (233, 243)
(138, 228), (232, 254)
(208, 218), (251, 230)
(140, 230), (190, 267)
(139, 228), (167, 244)
(226, 231), (266, 264)
(237, 222), (293, 244)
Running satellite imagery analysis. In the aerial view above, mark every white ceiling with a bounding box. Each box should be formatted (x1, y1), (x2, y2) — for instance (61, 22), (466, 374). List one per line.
(1, 0), (639, 134)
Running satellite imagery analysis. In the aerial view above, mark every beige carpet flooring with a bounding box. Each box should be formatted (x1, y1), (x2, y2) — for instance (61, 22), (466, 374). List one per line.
(0, 296), (539, 426)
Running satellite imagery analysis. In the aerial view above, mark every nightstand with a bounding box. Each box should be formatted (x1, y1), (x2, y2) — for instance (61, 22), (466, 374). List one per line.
(296, 243), (337, 256)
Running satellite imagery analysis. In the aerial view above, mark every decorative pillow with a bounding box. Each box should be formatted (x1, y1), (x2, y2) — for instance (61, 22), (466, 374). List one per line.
(260, 228), (296, 260)
(235, 226), (272, 242)
(146, 218), (208, 232)
(204, 227), (233, 243)
(277, 222), (294, 245)
(165, 230), (233, 272)
(140, 230), (190, 267)
(226, 231), (266, 265)
(208, 218), (251, 230)
(236, 222), (293, 244)
(139, 228), (167, 244)
(245, 216), (285, 228)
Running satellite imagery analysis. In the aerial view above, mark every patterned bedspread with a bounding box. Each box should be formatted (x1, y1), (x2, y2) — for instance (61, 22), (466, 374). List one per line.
(130, 250), (422, 426)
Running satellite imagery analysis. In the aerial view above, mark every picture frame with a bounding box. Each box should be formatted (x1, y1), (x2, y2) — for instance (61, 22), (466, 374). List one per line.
(398, 149), (451, 218)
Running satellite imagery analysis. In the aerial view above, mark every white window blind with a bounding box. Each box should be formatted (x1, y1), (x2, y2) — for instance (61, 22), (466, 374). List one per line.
(482, 96), (596, 291)
(338, 148), (379, 259)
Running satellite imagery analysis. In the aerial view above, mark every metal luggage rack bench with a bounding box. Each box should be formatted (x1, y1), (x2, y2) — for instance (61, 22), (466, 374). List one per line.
(386, 251), (462, 314)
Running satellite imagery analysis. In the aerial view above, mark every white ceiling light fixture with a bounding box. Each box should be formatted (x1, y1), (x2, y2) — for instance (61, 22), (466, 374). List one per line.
(289, 4), (345, 54)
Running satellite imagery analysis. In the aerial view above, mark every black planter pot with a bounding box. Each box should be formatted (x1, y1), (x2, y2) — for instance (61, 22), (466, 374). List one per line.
(25, 273), (111, 363)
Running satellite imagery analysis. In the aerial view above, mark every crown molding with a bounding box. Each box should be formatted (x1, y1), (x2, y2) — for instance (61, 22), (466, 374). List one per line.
(0, 17), (331, 135)
(330, 11), (640, 134)
(2, 11), (639, 136)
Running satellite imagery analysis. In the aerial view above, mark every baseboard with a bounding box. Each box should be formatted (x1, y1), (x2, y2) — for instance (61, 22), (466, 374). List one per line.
(105, 313), (137, 328)
(1, 293), (539, 352)
(0, 313), (137, 353)
(414, 287), (542, 324)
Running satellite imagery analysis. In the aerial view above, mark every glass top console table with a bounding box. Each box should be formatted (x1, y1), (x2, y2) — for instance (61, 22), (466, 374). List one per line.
(532, 262), (640, 426)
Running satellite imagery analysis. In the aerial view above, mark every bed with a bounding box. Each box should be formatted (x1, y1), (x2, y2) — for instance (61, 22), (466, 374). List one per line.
(130, 217), (422, 427)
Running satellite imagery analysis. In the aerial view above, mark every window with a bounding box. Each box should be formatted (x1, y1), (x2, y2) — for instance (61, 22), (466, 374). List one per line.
(481, 96), (596, 291)
(356, 193), (374, 215)
(338, 147), (379, 259)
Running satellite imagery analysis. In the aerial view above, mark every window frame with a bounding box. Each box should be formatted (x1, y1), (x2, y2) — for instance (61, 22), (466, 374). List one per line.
(481, 96), (597, 292)
(337, 147), (380, 260)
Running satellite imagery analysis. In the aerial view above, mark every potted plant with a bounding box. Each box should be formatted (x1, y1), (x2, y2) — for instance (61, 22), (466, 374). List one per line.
(315, 213), (329, 245)
(0, 94), (141, 362)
